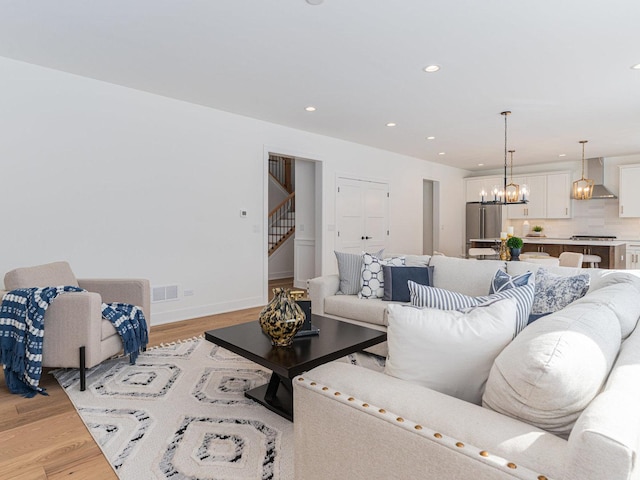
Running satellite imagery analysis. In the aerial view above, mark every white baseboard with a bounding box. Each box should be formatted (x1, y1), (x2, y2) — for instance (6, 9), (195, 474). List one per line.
(268, 270), (294, 280)
(150, 295), (264, 326)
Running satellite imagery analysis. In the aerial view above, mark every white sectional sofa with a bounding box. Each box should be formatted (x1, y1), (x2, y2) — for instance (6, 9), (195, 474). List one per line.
(295, 254), (640, 480)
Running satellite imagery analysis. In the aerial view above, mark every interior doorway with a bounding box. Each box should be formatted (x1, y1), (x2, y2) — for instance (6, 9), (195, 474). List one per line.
(267, 153), (320, 291)
(423, 179), (440, 254)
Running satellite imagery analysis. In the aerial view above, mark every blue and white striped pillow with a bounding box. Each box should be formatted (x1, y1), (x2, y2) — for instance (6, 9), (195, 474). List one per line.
(408, 281), (534, 335)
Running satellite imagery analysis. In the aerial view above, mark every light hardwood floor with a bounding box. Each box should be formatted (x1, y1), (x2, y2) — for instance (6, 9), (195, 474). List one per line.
(0, 279), (295, 479)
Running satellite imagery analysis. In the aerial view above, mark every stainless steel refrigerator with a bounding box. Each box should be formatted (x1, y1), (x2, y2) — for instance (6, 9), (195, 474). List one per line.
(465, 202), (502, 245)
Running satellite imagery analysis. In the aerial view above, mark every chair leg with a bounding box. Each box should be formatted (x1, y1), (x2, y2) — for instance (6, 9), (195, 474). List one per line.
(79, 346), (86, 391)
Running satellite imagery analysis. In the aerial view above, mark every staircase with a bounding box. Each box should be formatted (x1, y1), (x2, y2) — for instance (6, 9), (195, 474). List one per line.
(268, 156), (295, 256)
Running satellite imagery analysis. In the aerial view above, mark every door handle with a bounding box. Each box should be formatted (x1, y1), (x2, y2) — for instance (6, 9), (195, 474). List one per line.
(361, 236), (365, 240)
(362, 236), (372, 240)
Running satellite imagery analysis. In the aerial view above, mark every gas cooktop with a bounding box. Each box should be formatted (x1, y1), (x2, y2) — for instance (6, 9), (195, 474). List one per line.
(570, 235), (617, 241)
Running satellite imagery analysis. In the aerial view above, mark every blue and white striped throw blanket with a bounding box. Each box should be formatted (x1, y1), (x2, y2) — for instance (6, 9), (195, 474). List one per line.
(0, 286), (148, 397)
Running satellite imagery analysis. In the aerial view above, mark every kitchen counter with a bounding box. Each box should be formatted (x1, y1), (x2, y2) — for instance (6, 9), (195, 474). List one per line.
(469, 238), (627, 269)
(469, 237), (628, 247)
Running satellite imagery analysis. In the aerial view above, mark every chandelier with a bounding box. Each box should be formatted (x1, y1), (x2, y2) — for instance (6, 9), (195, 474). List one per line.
(481, 111), (528, 204)
(572, 140), (594, 200)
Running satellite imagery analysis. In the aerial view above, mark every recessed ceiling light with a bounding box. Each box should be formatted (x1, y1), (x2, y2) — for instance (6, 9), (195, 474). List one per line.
(438, 152), (446, 155)
(631, 64), (640, 70)
(478, 163), (484, 166)
(305, 106), (316, 112)
(386, 122), (397, 127)
(426, 136), (435, 140)
(559, 153), (566, 157)
(306, 0), (324, 5)
(423, 65), (440, 73)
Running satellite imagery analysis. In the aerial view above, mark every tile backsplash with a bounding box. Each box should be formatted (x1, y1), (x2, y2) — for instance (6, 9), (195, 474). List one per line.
(509, 199), (640, 240)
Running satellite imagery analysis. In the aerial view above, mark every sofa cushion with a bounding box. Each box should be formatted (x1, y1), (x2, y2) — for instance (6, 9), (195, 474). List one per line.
(387, 253), (431, 267)
(408, 281), (534, 335)
(324, 295), (391, 326)
(4, 261), (79, 290)
(358, 254), (405, 299)
(572, 282), (640, 339)
(334, 250), (383, 295)
(483, 297), (622, 437)
(489, 270), (532, 294)
(382, 265), (433, 302)
(428, 255), (506, 296)
(529, 268), (590, 323)
(385, 298), (518, 404)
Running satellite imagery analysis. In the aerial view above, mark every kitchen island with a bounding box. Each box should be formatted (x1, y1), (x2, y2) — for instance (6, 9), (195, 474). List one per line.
(469, 237), (627, 269)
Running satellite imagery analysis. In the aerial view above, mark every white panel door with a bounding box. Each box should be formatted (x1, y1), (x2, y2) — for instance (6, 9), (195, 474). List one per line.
(335, 177), (389, 254)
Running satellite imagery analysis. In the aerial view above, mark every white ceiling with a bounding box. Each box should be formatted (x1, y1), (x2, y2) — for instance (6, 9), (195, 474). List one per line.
(1, 0), (639, 171)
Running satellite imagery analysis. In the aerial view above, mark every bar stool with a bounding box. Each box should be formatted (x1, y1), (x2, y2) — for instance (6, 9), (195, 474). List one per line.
(582, 254), (601, 268)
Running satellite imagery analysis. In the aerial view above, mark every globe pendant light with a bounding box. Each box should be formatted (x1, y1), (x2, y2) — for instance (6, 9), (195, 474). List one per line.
(573, 140), (594, 200)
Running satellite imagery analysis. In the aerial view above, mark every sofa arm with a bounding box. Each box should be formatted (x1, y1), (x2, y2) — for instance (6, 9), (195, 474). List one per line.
(307, 274), (340, 315)
(294, 362), (566, 480)
(42, 291), (104, 368)
(78, 278), (150, 326)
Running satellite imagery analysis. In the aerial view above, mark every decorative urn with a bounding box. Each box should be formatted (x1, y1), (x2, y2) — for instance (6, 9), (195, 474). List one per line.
(258, 288), (306, 347)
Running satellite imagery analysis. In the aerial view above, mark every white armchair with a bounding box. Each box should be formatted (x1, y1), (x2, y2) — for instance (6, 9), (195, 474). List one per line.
(2, 261), (150, 390)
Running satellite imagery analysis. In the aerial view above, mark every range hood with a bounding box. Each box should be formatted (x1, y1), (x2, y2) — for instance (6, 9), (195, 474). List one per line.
(584, 157), (617, 199)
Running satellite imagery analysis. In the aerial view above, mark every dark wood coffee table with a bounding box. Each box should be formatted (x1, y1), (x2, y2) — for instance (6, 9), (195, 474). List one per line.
(204, 314), (386, 421)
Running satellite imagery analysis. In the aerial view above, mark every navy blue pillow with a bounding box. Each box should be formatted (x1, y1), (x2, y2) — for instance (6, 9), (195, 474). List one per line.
(382, 266), (434, 302)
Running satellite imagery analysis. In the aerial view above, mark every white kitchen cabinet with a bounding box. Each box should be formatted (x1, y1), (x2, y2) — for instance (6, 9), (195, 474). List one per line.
(464, 176), (503, 203)
(626, 243), (640, 269)
(619, 165), (640, 218)
(546, 172), (572, 218)
(507, 175), (547, 219)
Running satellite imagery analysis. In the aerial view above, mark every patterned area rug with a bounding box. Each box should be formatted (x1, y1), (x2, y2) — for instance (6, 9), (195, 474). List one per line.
(53, 337), (385, 480)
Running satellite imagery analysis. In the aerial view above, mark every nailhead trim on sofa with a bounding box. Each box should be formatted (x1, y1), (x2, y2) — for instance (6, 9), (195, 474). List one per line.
(296, 376), (553, 480)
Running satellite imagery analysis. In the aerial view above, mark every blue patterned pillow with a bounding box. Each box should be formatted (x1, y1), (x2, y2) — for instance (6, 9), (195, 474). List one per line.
(529, 268), (590, 323)
(408, 281), (534, 335)
(489, 270), (533, 294)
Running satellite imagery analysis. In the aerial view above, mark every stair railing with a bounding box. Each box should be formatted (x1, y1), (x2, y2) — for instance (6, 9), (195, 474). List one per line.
(269, 156), (294, 193)
(268, 192), (296, 256)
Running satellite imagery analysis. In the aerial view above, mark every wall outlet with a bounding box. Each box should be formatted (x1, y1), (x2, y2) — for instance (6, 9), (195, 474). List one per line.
(240, 209), (248, 218)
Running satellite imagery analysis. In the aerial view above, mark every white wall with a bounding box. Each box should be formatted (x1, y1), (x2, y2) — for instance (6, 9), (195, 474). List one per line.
(0, 57), (468, 324)
(267, 235), (294, 280)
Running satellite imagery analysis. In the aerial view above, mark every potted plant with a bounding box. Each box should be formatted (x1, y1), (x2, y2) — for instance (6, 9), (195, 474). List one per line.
(506, 236), (524, 261)
(530, 225), (544, 237)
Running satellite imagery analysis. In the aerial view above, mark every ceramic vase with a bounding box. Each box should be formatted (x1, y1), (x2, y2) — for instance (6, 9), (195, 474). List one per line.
(259, 288), (306, 347)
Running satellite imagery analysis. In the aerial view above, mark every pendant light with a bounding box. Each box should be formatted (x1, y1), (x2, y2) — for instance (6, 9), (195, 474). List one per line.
(573, 140), (594, 200)
(479, 111), (528, 204)
(505, 149), (520, 203)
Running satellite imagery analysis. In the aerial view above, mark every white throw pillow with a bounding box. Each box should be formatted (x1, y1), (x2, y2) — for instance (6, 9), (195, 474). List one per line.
(482, 299), (622, 437)
(385, 298), (518, 405)
(358, 254), (405, 299)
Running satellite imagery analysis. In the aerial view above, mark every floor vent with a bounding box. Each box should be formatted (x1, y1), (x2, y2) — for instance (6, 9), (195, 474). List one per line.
(152, 284), (179, 303)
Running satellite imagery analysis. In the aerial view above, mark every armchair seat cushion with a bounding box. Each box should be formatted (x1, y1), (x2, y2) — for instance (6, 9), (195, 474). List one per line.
(101, 319), (119, 340)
